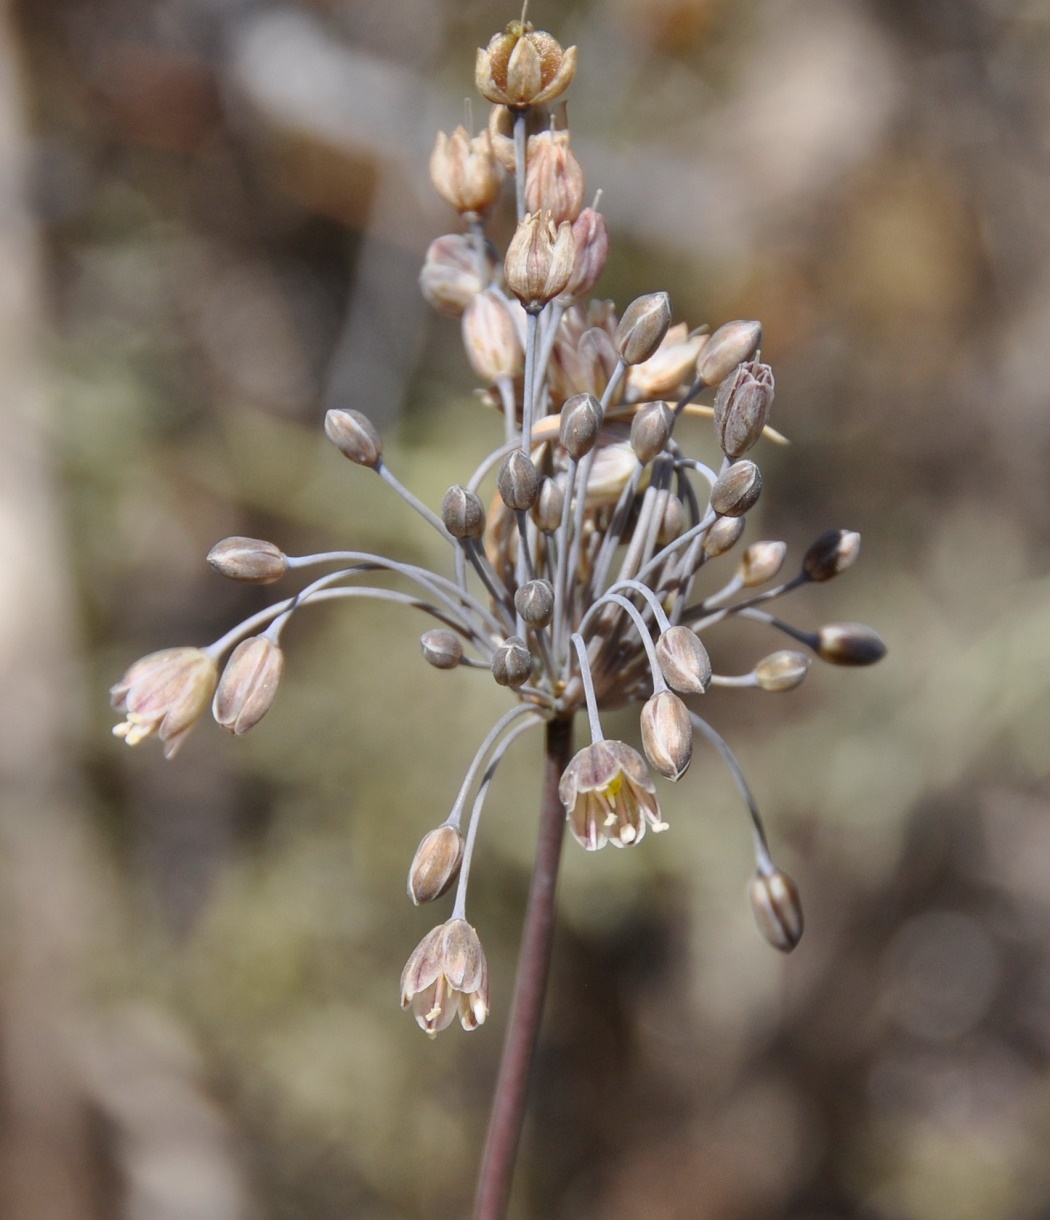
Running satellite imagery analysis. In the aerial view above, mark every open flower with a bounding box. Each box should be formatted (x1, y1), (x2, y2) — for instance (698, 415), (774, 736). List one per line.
(559, 740), (666, 850)
(110, 647), (218, 759)
(400, 918), (489, 1037)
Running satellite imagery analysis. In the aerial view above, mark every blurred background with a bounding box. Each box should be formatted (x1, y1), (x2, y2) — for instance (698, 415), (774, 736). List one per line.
(3, 0), (1050, 1216)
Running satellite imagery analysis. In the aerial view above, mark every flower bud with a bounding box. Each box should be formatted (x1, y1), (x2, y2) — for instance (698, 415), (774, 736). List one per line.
(505, 211), (575, 310)
(695, 320), (762, 386)
(491, 635), (533, 687)
(559, 393), (603, 459)
(640, 690), (693, 781)
(561, 207), (609, 301)
(657, 493), (686, 545)
(207, 537), (286, 584)
(754, 650), (810, 692)
(702, 515), (745, 557)
(325, 409), (382, 468)
(515, 579), (554, 629)
(713, 360), (775, 458)
(420, 630), (464, 669)
(749, 867), (804, 952)
(816, 623), (887, 666)
(710, 460), (762, 517)
(407, 825), (464, 905)
(738, 540), (786, 587)
(212, 636), (284, 735)
(111, 647), (218, 759)
(630, 401), (674, 463)
(655, 626), (711, 694)
(524, 130), (584, 225)
(802, 529), (861, 582)
(420, 233), (493, 317)
(463, 288), (524, 384)
(475, 22), (577, 109)
(532, 476), (564, 531)
(615, 292), (672, 365)
(498, 450), (541, 511)
(441, 485), (486, 539)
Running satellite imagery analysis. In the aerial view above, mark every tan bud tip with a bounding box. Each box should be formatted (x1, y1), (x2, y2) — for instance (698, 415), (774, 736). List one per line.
(802, 529), (862, 582)
(739, 540), (787, 587)
(754, 650), (811, 692)
(749, 867), (804, 952)
(696, 320), (763, 386)
(408, 826), (464, 904)
(615, 292), (672, 365)
(324, 409), (382, 467)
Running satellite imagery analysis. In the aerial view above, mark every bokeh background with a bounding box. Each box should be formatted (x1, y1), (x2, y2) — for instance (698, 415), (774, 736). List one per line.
(3, 0), (1050, 1216)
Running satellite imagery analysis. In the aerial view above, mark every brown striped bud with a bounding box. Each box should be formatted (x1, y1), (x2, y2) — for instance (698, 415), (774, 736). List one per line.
(325, 409), (382, 467)
(491, 636), (533, 687)
(408, 826), (464, 905)
(754, 650), (810, 692)
(515, 579), (554, 628)
(420, 233), (493, 317)
(713, 360), (775, 458)
(803, 529), (861, 582)
(463, 288), (524, 384)
(505, 211), (575, 310)
(640, 690), (693, 781)
(816, 623), (886, 666)
(750, 867), (804, 952)
(524, 130), (584, 225)
(710, 460), (762, 517)
(429, 127), (502, 216)
(655, 626), (711, 694)
(441, 485), (486, 539)
(475, 22), (577, 110)
(532, 476), (565, 531)
(615, 292), (672, 365)
(559, 393), (603, 459)
(702, 515), (745, 557)
(561, 207), (609, 301)
(738, 540), (786, 587)
(498, 450), (541, 511)
(630, 401), (674, 463)
(420, 630), (464, 669)
(696, 320), (762, 386)
(207, 537), (286, 584)
(212, 636), (284, 736)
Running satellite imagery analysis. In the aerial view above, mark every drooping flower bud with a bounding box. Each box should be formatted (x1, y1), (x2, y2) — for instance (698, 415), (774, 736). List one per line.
(532, 476), (564, 531)
(702, 515), (745, 557)
(695, 320), (762, 386)
(630, 401), (674, 463)
(111, 647), (218, 759)
(802, 529), (861, 582)
(710, 460), (762, 517)
(420, 233), (493, 317)
(407, 826), (464, 905)
(497, 450), (541, 511)
(212, 636), (284, 735)
(640, 690), (693, 781)
(207, 537), (286, 585)
(462, 288), (525, 384)
(441, 485), (486, 539)
(561, 207), (609, 302)
(749, 867), (804, 952)
(559, 392), (603, 459)
(429, 127), (503, 217)
(475, 22), (577, 110)
(754, 650), (810, 692)
(738, 540), (787, 588)
(325, 409), (383, 468)
(615, 292), (672, 365)
(515, 579), (555, 629)
(655, 627), (711, 694)
(713, 360), (775, 458)
(401, 918), (489, 1036)
(504, 211), (575, 311)
(420, 630), (464, 669)
(491, 636), (533, 687)
(816, 623), (887, 666)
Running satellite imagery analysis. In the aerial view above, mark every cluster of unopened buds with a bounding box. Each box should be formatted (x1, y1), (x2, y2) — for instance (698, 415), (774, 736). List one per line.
(112, 16), (885, 1039)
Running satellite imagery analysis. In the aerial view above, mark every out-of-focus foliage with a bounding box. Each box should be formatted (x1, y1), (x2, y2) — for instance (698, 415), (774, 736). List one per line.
(4, 0), (1050, 1217)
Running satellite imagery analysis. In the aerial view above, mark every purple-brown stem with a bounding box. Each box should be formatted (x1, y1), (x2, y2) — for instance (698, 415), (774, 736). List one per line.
(473, 715), (573, 1219)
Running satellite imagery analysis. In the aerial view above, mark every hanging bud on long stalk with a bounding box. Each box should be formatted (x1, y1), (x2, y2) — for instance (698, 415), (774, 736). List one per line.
(640, 690), (693, 781)
(656, 627), (712, 694)
(420, 630), (465, 670)
(749, 867), (804, 952)
(212, 636), (284, 735)
(408, 826), (464, 905)
(325, 409), (383, 468)
(816, 623), (887, 666)
(207, 537), (286, 585)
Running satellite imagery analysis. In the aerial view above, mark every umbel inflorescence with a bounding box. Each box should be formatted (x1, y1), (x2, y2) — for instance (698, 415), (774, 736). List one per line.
(112, 16), (885, 1040)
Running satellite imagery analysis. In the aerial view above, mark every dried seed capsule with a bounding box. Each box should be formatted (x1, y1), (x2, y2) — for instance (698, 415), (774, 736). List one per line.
(695, 320), (762, 386)
(212, 636), (284, 735)
(754, 650), (810, 692)
(441, 485), (486, 540)
(655, 626), (711, 694)
(420, 233), (493, 317)
(420, 630), (464, 669)
(640, 690), (693, 781)
(463, 288), (524, 384)
(325, 409), (383, 468)
(429, 127), (502, 217)
(657, 493), (686, 545)
(207, 537), (286, 584)
(505, 211), (575, 311)
(738, 540), (787, 587)
(713, 360), (775, 458)
(475, 21), (578, 110)
(515, 579), (555, 629)
(702, 515), (745, 557)
(559, 392), (603, 459)
(532, 476), (564, 531)
(630, 401), (674, 463)
(615, 292), (672, 365)
(561, 207), (609, 301)
(710, 460), (762, 517)
(524, 129), (585, 225)
(802, 529), (861, 582)
(491, 636), (533, 687)
(407, 825), (464, 905)
(498, 450), (541, 511)
(816, 623), (887, 666)
(749, 867), (804, 952)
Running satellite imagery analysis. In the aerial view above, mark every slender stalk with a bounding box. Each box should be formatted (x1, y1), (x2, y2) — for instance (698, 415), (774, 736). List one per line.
(473, 716), (573, 1220)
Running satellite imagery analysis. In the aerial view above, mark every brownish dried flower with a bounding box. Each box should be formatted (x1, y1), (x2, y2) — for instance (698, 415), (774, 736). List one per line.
(475, 22), (577, 109)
